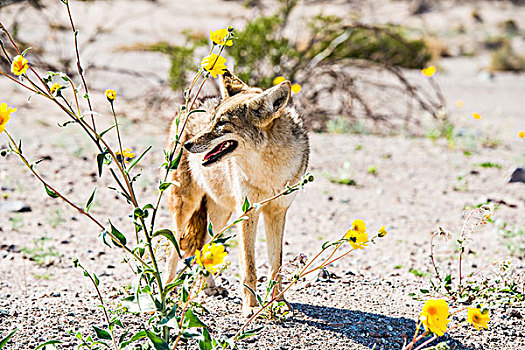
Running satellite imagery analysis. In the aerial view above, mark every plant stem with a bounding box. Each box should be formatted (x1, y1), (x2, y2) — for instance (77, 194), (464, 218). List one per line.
(81, 265), (118, 350)
(64, 1), (97, 133)
(171, 277), (205, 348)
(0, 70), (38, 93)
(402, 330), (429, 350)
(4, 131), (152, 270)
(429, 233), (442, 283)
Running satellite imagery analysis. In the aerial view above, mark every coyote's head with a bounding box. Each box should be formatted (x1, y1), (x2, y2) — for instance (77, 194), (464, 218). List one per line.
(184, 70), (292, 167)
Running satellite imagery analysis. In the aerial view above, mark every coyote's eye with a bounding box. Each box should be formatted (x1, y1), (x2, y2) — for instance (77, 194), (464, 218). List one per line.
(216, 119), (227, 127)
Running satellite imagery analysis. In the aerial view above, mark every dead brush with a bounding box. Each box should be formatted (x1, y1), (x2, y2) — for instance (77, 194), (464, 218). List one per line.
(422, 205), (525, 307)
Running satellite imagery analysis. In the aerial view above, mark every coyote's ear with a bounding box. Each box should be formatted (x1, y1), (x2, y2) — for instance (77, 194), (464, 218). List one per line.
(248, 81), (291, 128)
(220, 69), (249, 98)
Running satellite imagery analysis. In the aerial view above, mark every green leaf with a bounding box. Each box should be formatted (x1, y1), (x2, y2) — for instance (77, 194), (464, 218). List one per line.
(44, 184), (59, 198)
(152, 229), (181, 259)
(187, 109), (206, 116)
(99, 230), (112, 248)
(93, 326), (112, 340)
(164, 278), (185, 295)
(159, 182), (172, 191)
(243, 283), (263, 306)
(145, 330), (169, 350)
(96, 153), (105, 177)
(169, 148), (183, 170)
(181, 330), (201, 339)
(159, 307), (180, 331)
(35, 340), (62, 350)
(242, 196), (250, 213)
(119, 330), (147, 347)
(232, 218), (246, 225)
(183, 309), (207, 328)
(127, 146), (152, 172)
(93, 273), (99, 287)
(198, 328), (213, 350)
(85, 188), (97, 212)
(109, 316), (124, 329)
(213, 235), (233, 245)
(99, 124), (116, 138)
(21, 47), (32, 56)
(207, 222), (214, 237)
(57, 120), (76, 128)
(108, 220), (127, 246)
(118, 329), (130, 346)
(0, 329), (17, 349)
(236, 326), (264, 340)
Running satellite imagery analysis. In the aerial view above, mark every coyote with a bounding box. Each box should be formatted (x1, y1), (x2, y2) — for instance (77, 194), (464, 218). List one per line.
(165, 70), (309, 316)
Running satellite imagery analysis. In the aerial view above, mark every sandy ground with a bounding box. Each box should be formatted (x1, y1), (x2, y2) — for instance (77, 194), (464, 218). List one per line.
(1, 0), (525, 349)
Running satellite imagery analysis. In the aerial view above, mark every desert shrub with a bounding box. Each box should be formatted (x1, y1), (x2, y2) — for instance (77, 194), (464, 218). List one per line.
(490, 40), (525, 72)
(132, 1), (443, 134)
(402, 205), (523, 350)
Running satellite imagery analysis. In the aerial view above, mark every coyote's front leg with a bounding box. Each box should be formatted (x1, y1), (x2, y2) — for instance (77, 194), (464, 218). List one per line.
(239, 210), (259, 317)
(263, 204), (288, 304)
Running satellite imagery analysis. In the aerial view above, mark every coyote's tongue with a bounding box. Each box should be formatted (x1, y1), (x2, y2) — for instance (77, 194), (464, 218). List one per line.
(201, 140), (238, 166)
(203, 141), (228, 161)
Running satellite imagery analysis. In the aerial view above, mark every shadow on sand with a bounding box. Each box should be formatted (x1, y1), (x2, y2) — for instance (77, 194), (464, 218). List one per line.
(292, 303), (471, 350)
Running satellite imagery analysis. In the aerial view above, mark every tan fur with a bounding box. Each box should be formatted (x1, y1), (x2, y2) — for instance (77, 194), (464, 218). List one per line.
(165, 70), (309, 316)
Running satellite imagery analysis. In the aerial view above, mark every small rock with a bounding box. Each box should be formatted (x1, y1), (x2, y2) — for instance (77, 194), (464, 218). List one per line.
(317, 268), (330, 281)
(205, 286), (228, 297)
(509, 168), (525, 183)
(508, 309), (523, 319)
(0, 201), (31, 213)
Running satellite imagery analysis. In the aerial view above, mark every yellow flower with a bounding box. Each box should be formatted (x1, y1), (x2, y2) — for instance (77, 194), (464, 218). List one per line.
(273, 77), (302, 94)
(201, 54), (227, 78)
(50, 82), (62, 95)
(105, 89), (117, 101)
(195, 243), (228, 273)
(273, 76), (286, 85)
(116, 148), (135, 163)
(419, 299), (450, 336)
(518, 130), (524, 138)
(378, 225), (388, 237)
(210, 28), (233, 46)
(472, 112), (482, 120)
(0, 102), (17, 134)
(467, 307), (490, 331)
(421, 66), (436, 78)
(11, 55), (29, 76)
(456, 99), (464, 108)
(352, 219), (366, 233)
(291, 84), (302, 94)
(345, 219), (368, 249)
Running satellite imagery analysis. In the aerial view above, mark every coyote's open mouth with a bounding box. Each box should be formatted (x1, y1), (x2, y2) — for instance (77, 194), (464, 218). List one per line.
(202, 140), (238, 166)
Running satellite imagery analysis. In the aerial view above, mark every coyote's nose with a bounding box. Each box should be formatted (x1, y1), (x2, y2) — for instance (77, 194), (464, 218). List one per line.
(183, 141), (194, 152)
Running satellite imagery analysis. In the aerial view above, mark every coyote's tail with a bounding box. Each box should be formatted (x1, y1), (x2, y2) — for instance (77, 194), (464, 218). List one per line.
(179, 196), (208, 256)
